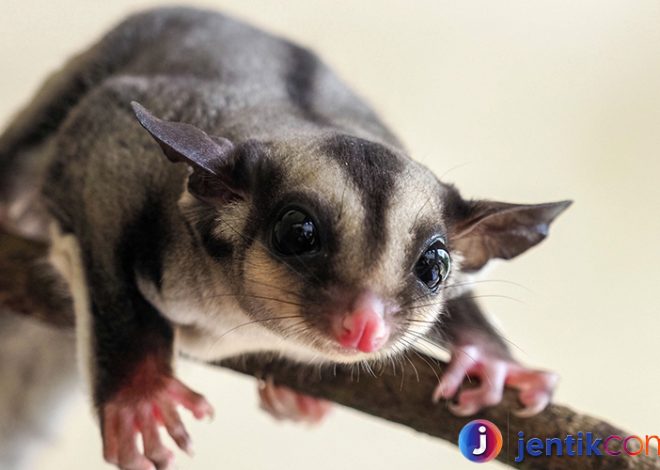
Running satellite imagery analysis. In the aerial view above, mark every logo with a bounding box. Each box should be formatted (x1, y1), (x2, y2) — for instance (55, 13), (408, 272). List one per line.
(459, 419), (503, 463)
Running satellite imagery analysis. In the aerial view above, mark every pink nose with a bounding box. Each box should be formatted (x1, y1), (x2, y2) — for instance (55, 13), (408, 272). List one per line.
(333, 292), (390, 353)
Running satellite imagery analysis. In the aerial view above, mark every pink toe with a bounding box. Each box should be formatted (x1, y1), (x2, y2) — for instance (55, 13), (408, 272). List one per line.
(165, 378), (214, 420)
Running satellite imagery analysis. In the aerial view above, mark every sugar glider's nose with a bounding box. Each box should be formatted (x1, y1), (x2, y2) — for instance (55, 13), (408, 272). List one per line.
(333, 291), (390, 353)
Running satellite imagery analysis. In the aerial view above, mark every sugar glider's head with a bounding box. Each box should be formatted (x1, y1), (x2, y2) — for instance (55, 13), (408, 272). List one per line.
(133, 102), (570, 364)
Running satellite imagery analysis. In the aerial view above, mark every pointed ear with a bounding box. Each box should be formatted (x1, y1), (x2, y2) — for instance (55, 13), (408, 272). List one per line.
(131, 101), (248, 202)
(447, 197), (572, 272)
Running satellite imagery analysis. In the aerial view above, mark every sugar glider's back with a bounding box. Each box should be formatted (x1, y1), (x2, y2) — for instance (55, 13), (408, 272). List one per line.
(0, 7), (397, 240)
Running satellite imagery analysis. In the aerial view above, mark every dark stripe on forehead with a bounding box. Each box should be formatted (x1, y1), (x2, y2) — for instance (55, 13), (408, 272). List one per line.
(285, 44), (328, 124)
(321, 134), (404, 255)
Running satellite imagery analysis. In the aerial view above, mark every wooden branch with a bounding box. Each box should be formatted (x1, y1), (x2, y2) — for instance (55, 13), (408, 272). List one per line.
(1, 228), (658, 469)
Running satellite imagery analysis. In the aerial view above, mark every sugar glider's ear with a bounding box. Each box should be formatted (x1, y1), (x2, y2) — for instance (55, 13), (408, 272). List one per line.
(446, 192), (572, 272)
(131, 101), (254, 203)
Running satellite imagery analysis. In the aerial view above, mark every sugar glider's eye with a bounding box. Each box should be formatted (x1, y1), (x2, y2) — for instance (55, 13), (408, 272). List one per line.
(414, 240), (451, 291)
(272, 208), (320, 255)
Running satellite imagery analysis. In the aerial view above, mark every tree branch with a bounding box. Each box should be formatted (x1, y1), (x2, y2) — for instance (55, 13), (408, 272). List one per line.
(0, 229), (657, 469)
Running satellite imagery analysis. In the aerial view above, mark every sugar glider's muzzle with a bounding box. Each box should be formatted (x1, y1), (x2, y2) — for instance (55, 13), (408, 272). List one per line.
(331, 291), (390, 353)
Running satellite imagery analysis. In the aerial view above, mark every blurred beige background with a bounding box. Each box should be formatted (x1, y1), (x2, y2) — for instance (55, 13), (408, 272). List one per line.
(2, 1), (659, 469)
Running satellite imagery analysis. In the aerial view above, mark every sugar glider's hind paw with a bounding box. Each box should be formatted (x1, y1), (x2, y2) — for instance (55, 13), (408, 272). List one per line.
(257, 378), (332, 424)
(432, 344), (558, 417)
(101, 377), (214, 470)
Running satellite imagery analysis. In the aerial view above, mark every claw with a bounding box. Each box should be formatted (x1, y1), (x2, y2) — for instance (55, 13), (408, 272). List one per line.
(509, 370), (559, 417)
(157, 402), (193, 455)
(448, 401), (482, 417)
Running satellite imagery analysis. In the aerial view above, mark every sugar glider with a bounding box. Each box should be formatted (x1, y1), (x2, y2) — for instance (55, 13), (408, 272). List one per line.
(0, 7), (570, 470)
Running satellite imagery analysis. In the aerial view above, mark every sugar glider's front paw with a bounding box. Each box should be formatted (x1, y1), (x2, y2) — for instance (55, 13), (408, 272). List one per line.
(257, 378), (331, 424)
(432, 345), (558, 417)
(102, 376), (214, 470)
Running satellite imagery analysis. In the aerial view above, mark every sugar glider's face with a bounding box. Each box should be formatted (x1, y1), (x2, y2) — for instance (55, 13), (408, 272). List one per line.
(133, 103), (570, 365)
(215, 135), (457, 363)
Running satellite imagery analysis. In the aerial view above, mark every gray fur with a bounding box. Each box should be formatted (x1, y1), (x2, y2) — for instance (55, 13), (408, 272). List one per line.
(0, 7), (569, 467)
(2, 6), (430, 407)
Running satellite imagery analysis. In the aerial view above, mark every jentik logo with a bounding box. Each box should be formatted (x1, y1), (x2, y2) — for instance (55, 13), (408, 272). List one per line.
(459, 419), (503, 463)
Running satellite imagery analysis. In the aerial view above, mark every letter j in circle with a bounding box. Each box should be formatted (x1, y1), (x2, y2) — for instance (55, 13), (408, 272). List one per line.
(458, 419), (503, 463)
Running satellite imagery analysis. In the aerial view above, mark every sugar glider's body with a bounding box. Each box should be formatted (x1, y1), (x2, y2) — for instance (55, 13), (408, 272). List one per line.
(42, 9), (390, 364)
(0, 7), (569, 470)
(6, 8), (405, 364)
